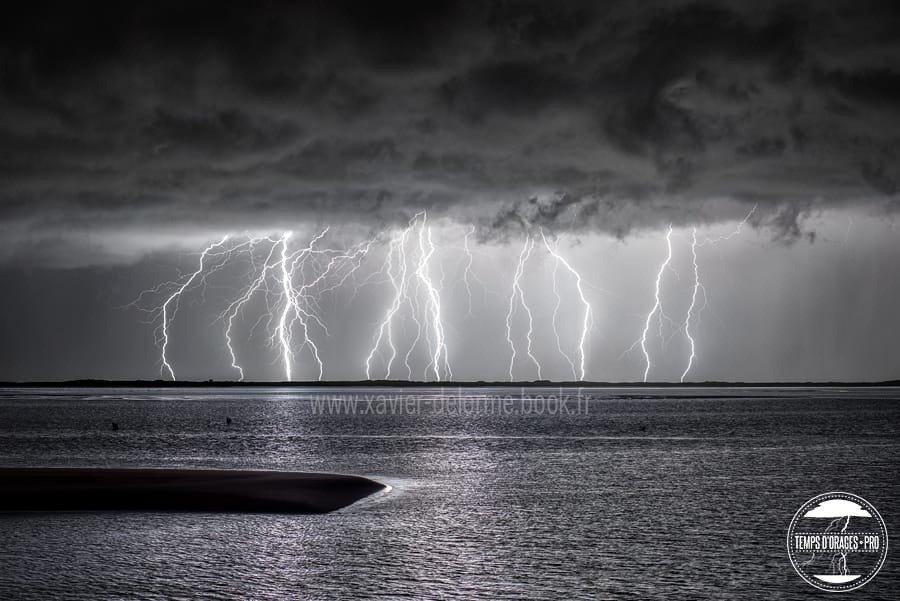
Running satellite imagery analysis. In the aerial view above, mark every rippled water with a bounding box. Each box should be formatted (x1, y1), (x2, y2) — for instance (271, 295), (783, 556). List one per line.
(0, 387), (897, 599)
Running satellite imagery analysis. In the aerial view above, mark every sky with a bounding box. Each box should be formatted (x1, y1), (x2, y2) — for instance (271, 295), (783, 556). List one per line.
(1, 0), (900, 382)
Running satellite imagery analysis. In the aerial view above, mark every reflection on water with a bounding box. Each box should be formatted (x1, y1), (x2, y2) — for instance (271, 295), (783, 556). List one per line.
(0, 387), (897, 599)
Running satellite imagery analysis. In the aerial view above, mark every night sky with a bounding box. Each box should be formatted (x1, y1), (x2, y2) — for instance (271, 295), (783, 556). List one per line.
(1, 0), (900, 381)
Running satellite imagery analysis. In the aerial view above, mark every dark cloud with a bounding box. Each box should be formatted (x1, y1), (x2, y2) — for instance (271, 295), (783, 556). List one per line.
(821, 68), (900, 108)
(2, 0), (900, 264)
(440, 59), (582, 119)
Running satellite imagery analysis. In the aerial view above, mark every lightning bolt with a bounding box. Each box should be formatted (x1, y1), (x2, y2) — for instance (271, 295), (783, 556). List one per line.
(157, 235), (231, 380)
(548, 246), (576, 379)
(219, 235), (283, 381)
(697, 204), (757, 247)
(417, 215), (451, 380)
(541, 230), (593, 381)
(276, 231), (299, 381)
(506, 235), (540, 381)
(681, 227), (701, 383)
(281, 228), (378, 381)
(842, 216), (854, 246)
(451, 224), (496, 317)
(680, 204), (757, 380)
(265, 228), (343, 381)
(136, 205), (762, 383)
(365, 211), (451, 381)
(136, 228), (377, 382)
(638, 225), (674, 383)
(462, 225), (476, 315)
(626, 206), (756, 382)
(365, 228), (408, 380)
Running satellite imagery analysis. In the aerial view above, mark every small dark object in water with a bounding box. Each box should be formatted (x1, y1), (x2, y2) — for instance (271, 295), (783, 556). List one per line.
(225, 416), (232, 425)
(111, 422), (119, 431)
(638, 425), (647, 432)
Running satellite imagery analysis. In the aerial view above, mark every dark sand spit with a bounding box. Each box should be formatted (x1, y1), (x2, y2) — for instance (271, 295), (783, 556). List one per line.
(0, 468), (385, 514)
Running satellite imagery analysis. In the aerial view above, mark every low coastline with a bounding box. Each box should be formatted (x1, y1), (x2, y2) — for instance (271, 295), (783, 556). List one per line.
(2, 379), (899, 388)
(0, 468), (385, 514)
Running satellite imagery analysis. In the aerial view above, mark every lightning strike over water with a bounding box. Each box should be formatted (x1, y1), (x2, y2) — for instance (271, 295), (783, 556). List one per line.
(365, 229), (408, 380)
(506, 236), (540, 381)
(219, 235), (283, 381)
(157, 235), (231, 380)
(681, 228), (701, 383)
(365, 212), (451, 381)
(276, 231), (301, 382)
(541, 230), (593, 381)
(135, 229), (377, 381)
(680, 205), (758, 380)
(624, 206), (758, 382)
(462, 225), (476, 316)
(416, 216), (451, 380)
(548, 249), (576, 379)
(133, 206), (765, 382)
(638, 225), (674, 382)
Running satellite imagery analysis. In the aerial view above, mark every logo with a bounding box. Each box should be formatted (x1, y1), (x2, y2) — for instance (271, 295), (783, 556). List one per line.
(787, 491), (888, 592)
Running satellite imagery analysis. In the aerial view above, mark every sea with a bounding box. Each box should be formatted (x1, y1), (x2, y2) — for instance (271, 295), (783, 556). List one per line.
(0, 386), (897, 600)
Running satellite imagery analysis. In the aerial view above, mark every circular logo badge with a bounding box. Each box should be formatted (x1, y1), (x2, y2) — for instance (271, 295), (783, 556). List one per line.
(787, 491), (888, 592)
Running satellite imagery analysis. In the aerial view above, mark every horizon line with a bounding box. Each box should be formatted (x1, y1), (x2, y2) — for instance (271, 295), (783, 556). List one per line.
(2, 379), (900, 388)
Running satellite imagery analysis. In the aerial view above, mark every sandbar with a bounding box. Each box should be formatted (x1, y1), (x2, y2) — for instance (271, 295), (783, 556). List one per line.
(0, 468), (385, 514)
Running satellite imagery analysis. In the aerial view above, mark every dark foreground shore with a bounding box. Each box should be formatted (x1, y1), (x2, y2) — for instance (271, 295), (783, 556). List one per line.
(0, 468), (385, 514)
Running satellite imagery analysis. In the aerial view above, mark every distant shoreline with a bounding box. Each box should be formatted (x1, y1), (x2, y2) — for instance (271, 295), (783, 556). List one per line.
(0, 468), (385, 514)
(1, 379), (899, 388)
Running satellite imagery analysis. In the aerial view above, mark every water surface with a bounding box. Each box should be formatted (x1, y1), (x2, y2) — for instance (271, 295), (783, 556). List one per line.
(0, 387), (897, 599)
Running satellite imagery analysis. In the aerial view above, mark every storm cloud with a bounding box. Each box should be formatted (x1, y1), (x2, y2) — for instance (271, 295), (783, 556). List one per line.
(2, 0), (900, 264)
(3, 1), (900, 382)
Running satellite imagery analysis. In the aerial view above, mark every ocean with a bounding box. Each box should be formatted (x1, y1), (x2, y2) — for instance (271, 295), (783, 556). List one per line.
(0, 386), (897, 599)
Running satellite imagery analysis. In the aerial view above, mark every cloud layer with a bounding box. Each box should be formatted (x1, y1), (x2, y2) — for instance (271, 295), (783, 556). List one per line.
(2, 0), (900, 264)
